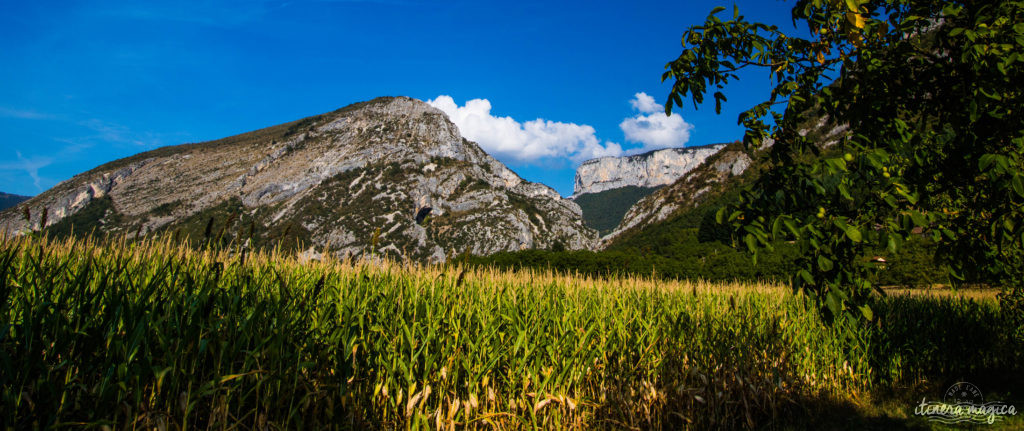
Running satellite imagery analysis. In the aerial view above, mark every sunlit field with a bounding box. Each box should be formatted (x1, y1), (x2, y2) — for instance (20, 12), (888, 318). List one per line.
(2, 234), (1020, 429)
(880, 286), (1002, 301)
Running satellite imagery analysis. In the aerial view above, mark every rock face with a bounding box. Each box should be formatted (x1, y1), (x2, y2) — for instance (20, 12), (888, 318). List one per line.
(0, 97), (597, 261)
(601, 144), (752, 247)
(573, 145), (726, 197)
(599, 104), (851, 248)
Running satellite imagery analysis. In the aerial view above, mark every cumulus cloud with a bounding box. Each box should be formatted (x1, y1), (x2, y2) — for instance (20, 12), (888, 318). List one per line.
(630, 92), (661, 114)
(620, 92), (693, 153)
(427, 95), (622, 165)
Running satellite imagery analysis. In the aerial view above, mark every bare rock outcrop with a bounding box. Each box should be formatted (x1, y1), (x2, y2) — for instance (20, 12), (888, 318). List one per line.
(573, 145), (726, 197)
(600, 145), (752, 247)
(1, 97), (596, 261)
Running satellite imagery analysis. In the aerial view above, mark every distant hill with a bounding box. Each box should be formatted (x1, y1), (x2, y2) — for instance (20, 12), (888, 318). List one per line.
(0, 192), (30, 211)
(572, 186), (659, 236)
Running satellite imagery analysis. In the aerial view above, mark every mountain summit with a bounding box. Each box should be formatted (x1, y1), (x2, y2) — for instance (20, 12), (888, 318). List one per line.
(1, 97), (597, 261)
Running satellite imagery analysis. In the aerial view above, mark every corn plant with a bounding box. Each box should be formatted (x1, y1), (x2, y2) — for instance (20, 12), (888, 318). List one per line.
(0, 233), (1018, 429)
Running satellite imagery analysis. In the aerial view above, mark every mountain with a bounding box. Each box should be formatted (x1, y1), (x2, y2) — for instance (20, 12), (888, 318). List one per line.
(601, 143), (752, 247)
(572, 145), (726, 196)
(0, 192), (30, 211)
(570, 144), (727, 237)
(572, 185), (660, 235)
(596, 101), (853, 248)
(0, 97), (596, 261)
(463, 142), (804, 282)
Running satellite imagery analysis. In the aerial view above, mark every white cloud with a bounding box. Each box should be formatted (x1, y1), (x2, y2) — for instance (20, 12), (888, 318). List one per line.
(630, 92), (661, 114)
(427, 95), (622, 165)
(620, 92), (694, 153)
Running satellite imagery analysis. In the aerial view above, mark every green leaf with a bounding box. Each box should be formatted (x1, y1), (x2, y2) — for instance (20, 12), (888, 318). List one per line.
(797, 269), (814, 285)
(715, 207), (728, 224)
(979, 153), (998, 171)
(838, 183), (853, 201)
(844, 225), (862, 242)
(1012, 174), (1024, 198)
(858, 305), (874, 321)
(709, 6), (726, 16)
(941, 228), (956, 240)
(783, 218), (800, 237)
(825, 291), (842, 316)
(825, 157), (848, 172)
(817, 255), (833, 271)
(744, 234), (757, 253)
(979, 87), (1002, 100)
(910, 211), (928, 227)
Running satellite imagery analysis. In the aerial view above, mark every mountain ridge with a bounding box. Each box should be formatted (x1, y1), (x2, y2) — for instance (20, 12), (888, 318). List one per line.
(0, 192), (30, 212)
(573, 144), (727, 197)
(1, 97), (597, 261)
(600, 143), (752, 246)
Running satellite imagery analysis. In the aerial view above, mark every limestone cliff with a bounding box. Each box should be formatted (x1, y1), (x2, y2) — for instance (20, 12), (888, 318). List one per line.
(0, 97), (597, 261)
(572, 145), (726, 197)
(600, 144), (752, 247)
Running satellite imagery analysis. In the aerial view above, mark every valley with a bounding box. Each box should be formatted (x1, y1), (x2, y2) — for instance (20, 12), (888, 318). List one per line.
(3, 0), (1022, 427)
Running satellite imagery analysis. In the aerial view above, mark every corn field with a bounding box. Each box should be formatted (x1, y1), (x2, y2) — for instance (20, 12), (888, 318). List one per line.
(1, 234), (1020, 429)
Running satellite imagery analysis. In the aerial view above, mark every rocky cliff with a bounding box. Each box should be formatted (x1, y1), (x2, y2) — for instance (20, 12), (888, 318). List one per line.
(572, 144), (726, 196)
(600, 143), (752, 247)
(600, 105), (851, 248)
(0, 97), (597, 261)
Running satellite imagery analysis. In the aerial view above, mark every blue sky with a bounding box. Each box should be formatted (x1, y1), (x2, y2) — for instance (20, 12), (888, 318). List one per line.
(0, 0), (802, 197)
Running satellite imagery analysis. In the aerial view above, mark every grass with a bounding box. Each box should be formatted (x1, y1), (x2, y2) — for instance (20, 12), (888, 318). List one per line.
(1, 233), (1020, 429)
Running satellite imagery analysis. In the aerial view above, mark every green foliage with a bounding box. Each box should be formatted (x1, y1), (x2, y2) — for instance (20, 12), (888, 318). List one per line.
(868, 294), (1022, 384)
(665, 0), (1024, 324)
(573, 186), (660, 235)
(467, 230), (803, 284)
(150, 199), (182, 217)
(44, 196), (123, 238)
(455, 177), (491, 194)
(697, 205), (732, 243)
(471, 176), (946, 287)
(870, 235), (948, 287)
(153, 198), (251, 247)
